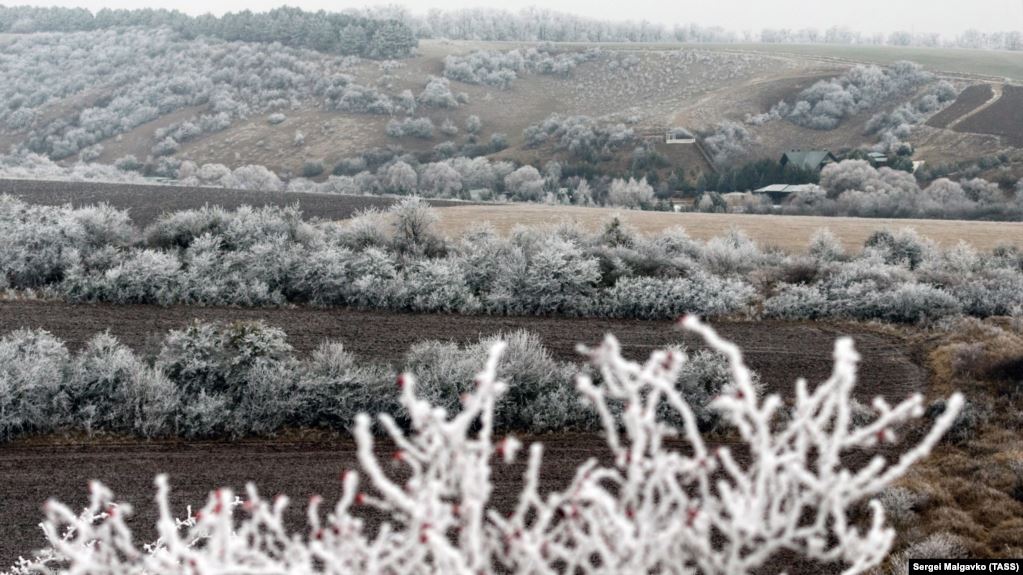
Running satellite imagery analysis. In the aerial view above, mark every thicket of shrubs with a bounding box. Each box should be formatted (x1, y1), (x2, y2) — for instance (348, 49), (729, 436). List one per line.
(0, 27), (416, 162)
(754, 62), (935, 130)
(3, 196), (1023, 324)
(523, 114), (637, 162)
(0, 321), (739, 441)
(442, 46), (601, 88)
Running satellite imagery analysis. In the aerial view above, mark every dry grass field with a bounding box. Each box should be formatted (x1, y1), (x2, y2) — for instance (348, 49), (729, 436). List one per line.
(431, 204), (1023, 252)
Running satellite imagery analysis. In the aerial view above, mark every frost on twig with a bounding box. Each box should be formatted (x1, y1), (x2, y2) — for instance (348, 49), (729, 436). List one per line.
(6, 318), (962, 575)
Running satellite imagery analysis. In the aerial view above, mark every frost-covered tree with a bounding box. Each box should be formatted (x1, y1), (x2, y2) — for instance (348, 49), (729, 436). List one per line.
(606, 177), (655, 208)
(503, 165), (545, 201)
(418, 76), (460, 108)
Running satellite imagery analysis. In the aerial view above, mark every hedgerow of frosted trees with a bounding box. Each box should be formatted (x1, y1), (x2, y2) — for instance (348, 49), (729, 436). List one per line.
(9, 4), (1020, 50)
(0, 5), (416, 58)
(0, 320), (743, 441)
(443, 45), (600, 88)
(2, 195), (1023, 322)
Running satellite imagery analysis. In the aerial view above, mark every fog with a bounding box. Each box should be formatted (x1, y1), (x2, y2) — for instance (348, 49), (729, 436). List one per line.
(12, 0), (1023, 36)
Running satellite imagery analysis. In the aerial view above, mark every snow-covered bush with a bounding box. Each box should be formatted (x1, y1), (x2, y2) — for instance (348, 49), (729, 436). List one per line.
(389, 196), (445, 256)
(11, 318), (963, 575)
(417, 76), (460, 108)
(65, 333), (175, 436)
(702, 120), (755, 165)
(403, 330), (585, 431)
(503, 165), (545, 201)
(157, 320), (296, 438)
(600, 274), (755, 319)
(386, 117), (435, 139)
(0, 329), (68, 440)
(606, 177), (655, 208)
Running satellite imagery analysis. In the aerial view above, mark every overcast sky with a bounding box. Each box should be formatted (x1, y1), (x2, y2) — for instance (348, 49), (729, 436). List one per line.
(15, 0), (1023, 36)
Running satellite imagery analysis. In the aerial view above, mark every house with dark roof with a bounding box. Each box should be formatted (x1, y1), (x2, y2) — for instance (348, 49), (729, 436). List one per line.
(753, 183), (820, 204)
(779, 149), (838, 172)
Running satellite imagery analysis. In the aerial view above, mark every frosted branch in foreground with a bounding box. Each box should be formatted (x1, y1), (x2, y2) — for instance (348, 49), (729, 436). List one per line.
(6, 318), (962, 575)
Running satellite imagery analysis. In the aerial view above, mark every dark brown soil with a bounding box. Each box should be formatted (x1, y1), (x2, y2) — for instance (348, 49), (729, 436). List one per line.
(0, 301), (923, 401)
(0, 302), (923, 570)
(926, 84), (994, 129)
(0, 178), (470, 225)
(0, 435), (617, 567)
(955, 84), (1023, 147)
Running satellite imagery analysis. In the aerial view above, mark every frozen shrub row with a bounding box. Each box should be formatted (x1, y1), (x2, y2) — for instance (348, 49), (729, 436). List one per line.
(522, 114), (638, 162)
(385, 117), (435, 139)
(0, 321), (738, 441)
(4, 196), (1023, 324)
(442, 46), (600, 88)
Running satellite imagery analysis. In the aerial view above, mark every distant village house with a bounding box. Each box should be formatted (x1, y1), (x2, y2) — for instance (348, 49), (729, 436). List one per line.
(665, 128), (696, 144)
(779, 149), (837, 172)
(753, 183), (820, 204)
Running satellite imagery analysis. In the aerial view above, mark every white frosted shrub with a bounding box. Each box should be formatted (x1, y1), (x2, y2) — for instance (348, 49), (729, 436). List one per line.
(944, 269), (1023, 316)
(228, 164), (284, 192)
(389, 196), (444, 256)
(877, 486), (927, 526)
(606, 177), (655, 208)
(66, 332), (176, 436)
(864, 229), (933, 270)
(94, 249), (182, 304)
(417, 76), (459, 108)
(339, 207), (390, 249)
(503, 165), (545, 201)
(227, 360), (299, 437)
(404, 331), (587, 431)
(346, 247), (401, 308)
(601, 274), (755, 319)
(144, 206), (229, 249)
(0, 329), (68, 440)
(518, 236), (601, 314)
(700, 229), (765, 276)
(157, 321), (296, 438)
(290, 245), (358, 305)
(398, 258), (481, 313)
(886, 533), (967, 574)
(13, 318), (964, 575)
(763, 283), (831, 320)
(295, 342), (396, 429)
(808, 228), (845, 261)
(0, 198), (86, 288)
(784, 62), (931, 130)
(668, 347), (762, 431)
(67, 204), (134, 248)
(870, 283), (961, 324)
